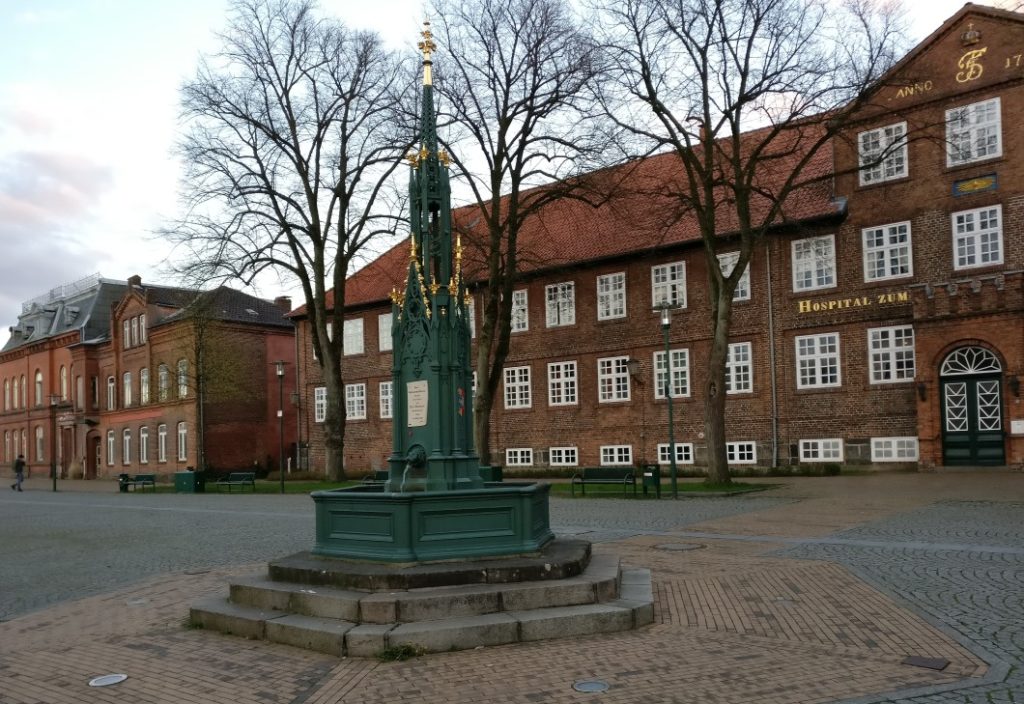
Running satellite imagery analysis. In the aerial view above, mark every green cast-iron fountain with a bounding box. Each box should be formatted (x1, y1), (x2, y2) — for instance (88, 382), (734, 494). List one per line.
(310, 24), (554, 563)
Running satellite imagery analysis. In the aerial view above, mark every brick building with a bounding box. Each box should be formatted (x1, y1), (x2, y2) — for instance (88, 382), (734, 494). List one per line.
(292, 4), (1024, 473)
(2, 274), (297, 480)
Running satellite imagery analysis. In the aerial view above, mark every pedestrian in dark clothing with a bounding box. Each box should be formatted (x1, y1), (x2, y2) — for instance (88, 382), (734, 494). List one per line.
(11, 454), (25, 492)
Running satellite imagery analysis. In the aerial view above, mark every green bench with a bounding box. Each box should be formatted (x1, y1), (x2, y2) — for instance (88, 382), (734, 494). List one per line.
(571, 467), (637, 497)
(121, 473), (156, 492)
(215, 472), (256, 492)
(362, 470), (389, 485)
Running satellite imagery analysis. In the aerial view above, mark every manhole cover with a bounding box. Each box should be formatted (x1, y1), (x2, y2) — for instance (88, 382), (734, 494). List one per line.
(654, 543), (704, 552)
(572, 680), (610, 693)
(89, 674), (128, 687)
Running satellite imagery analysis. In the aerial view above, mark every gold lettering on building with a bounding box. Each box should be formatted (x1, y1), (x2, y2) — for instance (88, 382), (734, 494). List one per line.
(797, 290), (908, 314)
(956, 48), (987, 83)
(895, 81), (933, 99)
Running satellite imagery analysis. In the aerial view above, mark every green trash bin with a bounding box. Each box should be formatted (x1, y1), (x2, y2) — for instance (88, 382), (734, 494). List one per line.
(174, 470), (205, 493)
(641, 465), (661, 498)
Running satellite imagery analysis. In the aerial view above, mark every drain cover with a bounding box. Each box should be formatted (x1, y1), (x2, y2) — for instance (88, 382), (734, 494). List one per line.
(902, 656), (950, 671)
(88, 674), (128, 687)
(572, 680), (610, 693)
(654, 543), (704, 552)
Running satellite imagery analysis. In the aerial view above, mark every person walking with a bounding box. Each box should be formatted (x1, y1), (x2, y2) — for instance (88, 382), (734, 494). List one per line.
(11, 454), (25, 492)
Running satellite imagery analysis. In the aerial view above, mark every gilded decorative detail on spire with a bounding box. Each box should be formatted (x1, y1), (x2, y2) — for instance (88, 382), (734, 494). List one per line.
(410, 235), (418, 260)
(418, 21), (436, 85)
(405, 151), (420, 167)
(439, 149), (450, 168)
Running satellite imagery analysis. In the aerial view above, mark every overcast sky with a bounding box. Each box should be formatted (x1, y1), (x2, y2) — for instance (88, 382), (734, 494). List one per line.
(0, 0), (1002, 346)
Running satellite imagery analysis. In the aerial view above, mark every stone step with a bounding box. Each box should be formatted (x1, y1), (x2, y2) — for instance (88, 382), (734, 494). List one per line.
(190, 596), (284, 640)
(227, 553), (622, 624)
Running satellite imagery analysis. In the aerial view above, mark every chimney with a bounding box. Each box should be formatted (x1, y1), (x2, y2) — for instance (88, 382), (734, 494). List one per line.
(274, 296), (292, 313)
(128, 274), (142, 287)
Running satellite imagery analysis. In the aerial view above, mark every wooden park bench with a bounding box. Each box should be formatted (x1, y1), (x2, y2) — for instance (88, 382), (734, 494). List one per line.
(570, 467), (637, 497)
(215, 472), (256, 492)
(121, 473), (156, 492)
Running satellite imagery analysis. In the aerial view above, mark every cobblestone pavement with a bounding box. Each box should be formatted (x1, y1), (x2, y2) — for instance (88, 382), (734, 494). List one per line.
(0, 473), (1021, 704)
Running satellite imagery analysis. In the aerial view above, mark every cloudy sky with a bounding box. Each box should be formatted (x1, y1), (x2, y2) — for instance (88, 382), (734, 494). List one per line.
(0, 0), (1003, 345)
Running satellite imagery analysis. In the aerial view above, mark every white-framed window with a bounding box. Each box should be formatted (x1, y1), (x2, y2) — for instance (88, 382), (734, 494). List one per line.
(34, 425), (44, 462)
(952, 205), (1002, 270)
(177, 359), (189, 398)
(870, 437), (919, 461)
(657, 443), (694, 465)
(859, 122), (907, 185)
(946, 97), (1001, 166)
(596, 272), (626, 320)
(598, 356), (631, 402)
(122, 429), (132, 465)
(503, 366), (532, 409)
(122, 319), (130, 349)
(157, 364), (170, 402)
(726, 441), (757, 464)
(177, 422), (187, 461)
(505, 448), (534, 466)
(34, 370), (42, 406)
(547, 361), (578, 406)
(157, 424), (167, 462)
(123, 372), (132, 408)
(792, 235), (836, 292)
(863, 222), (912, 281)
(314, 386), (327, 423)
(549, 446), (578, 466)
(59, 366), (67, 400)
(107, 376), (116, 410)
(795, 333), (841, 389)
(600, 445), (633, 466)
(799, 438), (843, 462)
(3, 379), (8, 411)
(718, 252), (751, 301)
(345, 383), (366, 420)
(3, 431), (8, 463)
(545, 282), (576, 327)
(139, 426), (149, 464)
(379, 381), (393, 419)
(378, 312), (393, 352)
(467, 297), (476, 338)
(726, 342), (753, 394)
(106, 430), (115, 465)
(343, 318), (364, 355)
(651, 262), (686, 308)
(140, 368), (149, 405)
(653, 349), (689, 399)
(869, 326), (915, 383)
(511, 289), (529, 333)
(139, 314), (146, 343)
(130, 316), (139, 347)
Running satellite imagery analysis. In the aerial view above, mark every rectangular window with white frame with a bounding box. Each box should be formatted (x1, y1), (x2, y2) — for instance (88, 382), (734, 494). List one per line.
(122, 319), (130, 349)
(952, 205), (1002, 270)
(466, 298), (476, 338)
(600, 445), (633, 466)
(792, 235), (836, 292)
(799, 438), (844, 462)
(345, 383), (366, 419)
(651, 261), (686, 308)
(503, 366), (531, 409)
(596, 272), (626, 320)
(946, 97), (1001, 166)
(598, 356), (631, 402)
(343, 318), (364, 355)
(139, 426), (149, 464)
(870, 437), (919, 461)
(107, 430), (115, 465)
(314, 386), (327, 423)
(505, 448), (533, 466)
(547, 361), (578, 406)
(549, 447), (578, 466)
(157, 424), (167, 462)
(378, 312), (393, 352)
(545, 282), (575, 327)
(653, 349), (689, 399)
(726, 441), (757, 464)
(863, 221), (912, 281)
(858, 122), (907, 185)
(657, 443), (694, 465)
(177, 422), (188, 462)
(795, 333), (841, 389)
(726, 342), (753, 394)
(718, 252), (751, 301)
(379, 381), (393, 419)
(869, 326), (915, 383)
(511, 289), (529, 332)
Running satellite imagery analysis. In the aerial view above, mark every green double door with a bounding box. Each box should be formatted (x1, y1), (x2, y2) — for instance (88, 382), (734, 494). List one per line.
(941, 374), (1005, 466)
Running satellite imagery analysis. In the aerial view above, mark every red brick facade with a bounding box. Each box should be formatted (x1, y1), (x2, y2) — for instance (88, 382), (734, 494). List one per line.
(295, 6), (1024, 473)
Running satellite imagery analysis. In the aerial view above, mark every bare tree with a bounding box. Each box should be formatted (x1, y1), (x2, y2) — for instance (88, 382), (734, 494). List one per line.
(430, 0), (602, 464)
(594, 0), (908, 483)
(163, 0), (411, 479)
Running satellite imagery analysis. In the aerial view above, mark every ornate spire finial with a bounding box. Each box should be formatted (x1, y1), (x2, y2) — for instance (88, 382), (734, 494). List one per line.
(418, 21), (436, 85)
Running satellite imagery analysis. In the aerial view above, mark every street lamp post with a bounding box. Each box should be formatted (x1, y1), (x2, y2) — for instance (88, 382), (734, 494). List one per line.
(274, 361), (286, 494)
(658, 304), (679, 499)
(49, 394), (59, 492)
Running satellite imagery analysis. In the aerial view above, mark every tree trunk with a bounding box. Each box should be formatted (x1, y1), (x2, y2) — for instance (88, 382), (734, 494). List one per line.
(473, 325), (495, 466)
(322, 355), (347, 481)
(703, 288), (733, 485)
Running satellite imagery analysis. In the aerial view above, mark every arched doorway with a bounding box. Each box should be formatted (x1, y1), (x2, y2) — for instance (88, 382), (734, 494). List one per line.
(940, 347), (1005, 466)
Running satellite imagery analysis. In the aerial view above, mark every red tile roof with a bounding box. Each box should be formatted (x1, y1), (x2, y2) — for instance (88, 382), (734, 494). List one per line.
(291, 122), (837, 317)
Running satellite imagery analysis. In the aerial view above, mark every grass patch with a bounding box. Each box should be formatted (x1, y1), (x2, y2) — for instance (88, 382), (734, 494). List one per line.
(377, 644), (426, 661)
